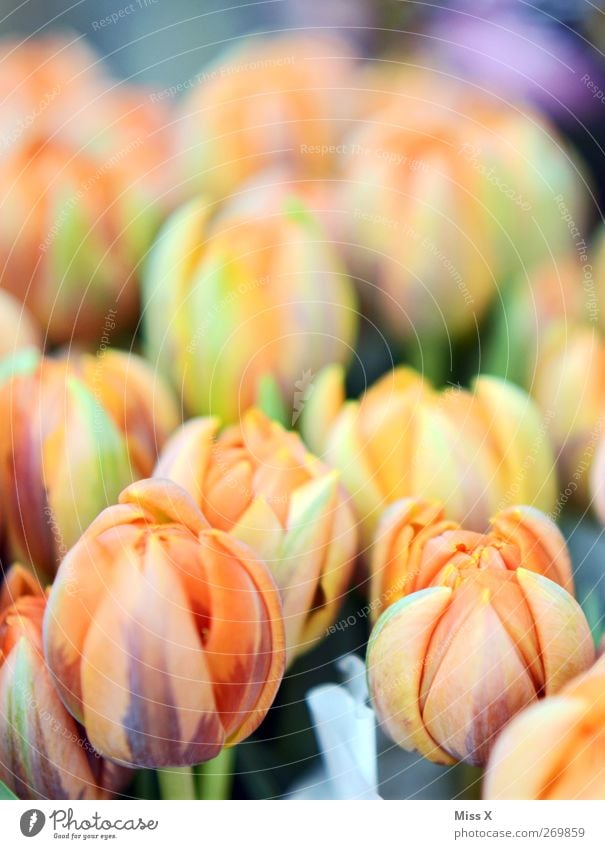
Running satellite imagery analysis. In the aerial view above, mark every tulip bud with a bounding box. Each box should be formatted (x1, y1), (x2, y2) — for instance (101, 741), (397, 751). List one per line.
(155, 409), (358, 665)
(533, 322), (605, 506)
(0, 135), (161, 344)
(302, 365), (556, 548)
(0, 566), (127, 799)
(341, 92), (585, 343)
(176, 34), (356, 200)
(371, 499), (574, 622)
(0, 291), (40, 361)
(44, 479), (286, 768)
(0, 354), (134, 577)
(367, 565), (594, 766)
(143, 195), (358, 423)
(485, 655), (605, 799)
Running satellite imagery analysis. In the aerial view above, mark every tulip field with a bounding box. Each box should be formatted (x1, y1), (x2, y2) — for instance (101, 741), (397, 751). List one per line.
(1, 1), (605, 812)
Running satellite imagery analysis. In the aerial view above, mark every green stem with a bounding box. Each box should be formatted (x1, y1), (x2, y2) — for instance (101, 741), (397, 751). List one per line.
(195, 747), (235, 800)
(456, 763), (483, 800)
(157, 767), (197, 800)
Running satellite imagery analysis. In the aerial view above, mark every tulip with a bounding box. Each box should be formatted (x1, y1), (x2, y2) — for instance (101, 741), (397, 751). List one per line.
(44, 479), (286, 768)
(300, 365), (557, 548)
(341, 92), (586, 344)
(367, 564), (595, 766)
(176, 34), (356, 200)
(68, 348), (181, 478)
(0, 354), (134, 577)
(370, 498), (574, 621)
(484, 655), (605, 799)
(532, 321), (605, 507)
(143, 195), (358, 423)
(0, 565), (127, 799)
(155, 409), (358, 664)
(0, 135), (162, 344)
(0, 291), (40, 361)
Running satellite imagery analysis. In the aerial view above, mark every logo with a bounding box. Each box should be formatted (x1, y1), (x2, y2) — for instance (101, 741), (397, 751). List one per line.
(20, 810), (46, 837)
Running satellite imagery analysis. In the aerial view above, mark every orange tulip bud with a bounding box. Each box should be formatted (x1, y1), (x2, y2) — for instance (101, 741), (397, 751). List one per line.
(371, 499), (574, 620)
(44, 479), (285, 768)
(367, 564), (594, 766)
(0, 350), (178, 577)
(485, 655), (605, 799)
(0, 566), (128, 799)
(302, 366), (556, 548)
(155, 410), (357, 664)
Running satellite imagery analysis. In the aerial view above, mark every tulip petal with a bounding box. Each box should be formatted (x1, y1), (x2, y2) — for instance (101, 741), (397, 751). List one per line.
(81, 537), (223, 767)
(516, 569), (595, 693)
(490, 505), (573, 593)
(153, 416), (220, 504)
(484, 696), (586, 799)
(367, 587), (455, 765)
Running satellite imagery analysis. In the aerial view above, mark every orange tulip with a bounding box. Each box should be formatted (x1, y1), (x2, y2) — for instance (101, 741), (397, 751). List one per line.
(367, 562), (594, 766)
(176, 34), (356, 200)
(0, 350), (178, 577)
(485, 655), (605, 799)
(44, 479), (285, 768)
(370, 498), (574, 621)
(533, 321), (605, 507)
(0, 565), (128, 799)
(0, 134), (163, 343)
(155, 409), (357, 664)
(143, 195), (358, 423)
(301, 365), (557, 548)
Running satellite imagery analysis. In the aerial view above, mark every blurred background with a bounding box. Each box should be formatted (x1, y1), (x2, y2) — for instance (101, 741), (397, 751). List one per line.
(2, 0), (605, 801)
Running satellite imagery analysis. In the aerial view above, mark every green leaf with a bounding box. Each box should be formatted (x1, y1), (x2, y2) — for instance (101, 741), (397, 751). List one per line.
(0, 780), (17, 800)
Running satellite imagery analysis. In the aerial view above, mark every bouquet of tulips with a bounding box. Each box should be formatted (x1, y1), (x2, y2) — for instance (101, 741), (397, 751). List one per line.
(0, 25), (604, 804)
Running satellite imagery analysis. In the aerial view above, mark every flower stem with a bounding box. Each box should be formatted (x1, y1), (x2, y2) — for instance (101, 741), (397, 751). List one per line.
(157, 767), (197, 800)
(195, 747), (235, 800)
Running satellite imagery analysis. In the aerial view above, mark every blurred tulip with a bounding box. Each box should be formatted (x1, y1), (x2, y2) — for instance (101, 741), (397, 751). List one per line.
(143, 195), (358, 423)
(155, 409), (357, 664)
(370, 497), (574, 621)
(0, 290), (41, 360)
(0, 565), (127, 799)
(0, 135), (162, 344)
(301, 365), (557, 548)
(532, 321), (605, 507)
(341, 90), (586, 343)
(44, 479), (285, 768)
(0, 353), (134, 577)
(68, 348), (180, 478)
(0, 563), (41, 613)
(176, 34), (357, 201)
(485, 655), (605, 799)
(367, 564), (594, 766)
(0, 34), (174, 199)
